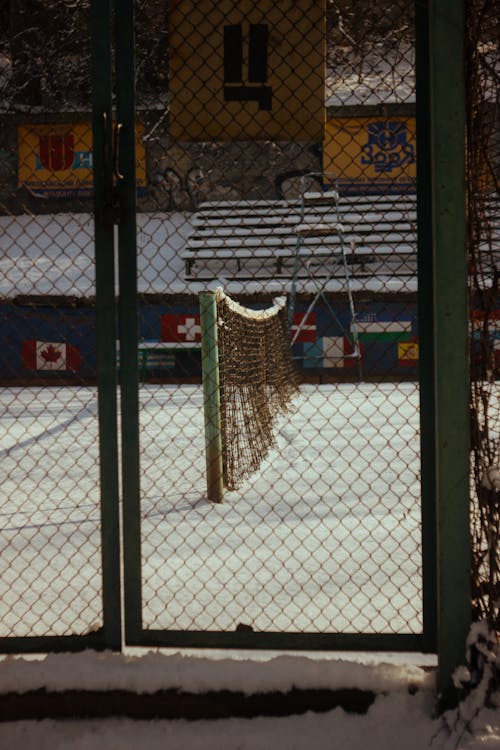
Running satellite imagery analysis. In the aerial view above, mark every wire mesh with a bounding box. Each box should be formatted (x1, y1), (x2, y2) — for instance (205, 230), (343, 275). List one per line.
(3, 0), (480, 644)
(135, 0), (423, 637)
(0, 1), (105, 639)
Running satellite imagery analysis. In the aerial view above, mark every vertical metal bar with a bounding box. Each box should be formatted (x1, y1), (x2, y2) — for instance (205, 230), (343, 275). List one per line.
(415, 0), (438, 654)
(115, 0), (142, 640)
(200, 292), (224, 504)
(91, 0), (122, 650)
(429, 0), (471, 707)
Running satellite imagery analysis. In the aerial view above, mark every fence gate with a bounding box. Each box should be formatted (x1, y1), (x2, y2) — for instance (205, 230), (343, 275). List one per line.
(0, 0), (438, 655)
(0, 1), (121, 652)
(113, 0), (436, 653)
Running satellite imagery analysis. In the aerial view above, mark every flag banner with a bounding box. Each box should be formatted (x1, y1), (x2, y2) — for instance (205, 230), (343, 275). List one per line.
(472, 309), (500, 323)
(161, 314), (202, 342)
(359, 330), (413, 343)
(322, 336), (359, 368)
(291, 312), (317, 343)
(398, 340), (419, 367)
(22, 341), (82, 371)
(494, 337), (500, 367)
(355, 318), (413, 342)
(303, 336), (360, 368)
(18, 122), (147, 199)
(323, 117), (416, 195)
(322, 336), (343, 366)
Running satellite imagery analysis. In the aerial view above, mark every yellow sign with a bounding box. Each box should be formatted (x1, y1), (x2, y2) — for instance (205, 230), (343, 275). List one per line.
(398, 340), (419, 366)
(323, 117), (416, 194)
(168, 0), (325, 141)
(18, 122), (147, 199)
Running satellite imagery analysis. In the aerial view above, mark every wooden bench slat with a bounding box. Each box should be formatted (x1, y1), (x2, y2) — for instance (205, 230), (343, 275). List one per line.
(184, 264), (418, 280)
(183, 243), (416, 259)
(184, 194), (424, 281)
(303, 189), (339, 203)
(193, 207), (417, 221)
(187, 236), (416, 250)
(192, 225), (416, 240)
(295, 222), (344, 236)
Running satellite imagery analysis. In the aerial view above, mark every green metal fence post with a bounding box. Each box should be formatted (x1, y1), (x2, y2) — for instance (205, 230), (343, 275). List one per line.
(115, 0), (142, 642)
(415, 0), (438, 655)
(429, 0), (471, 708)
(91, 0), (122, 650)
(200, 292), (224, 504)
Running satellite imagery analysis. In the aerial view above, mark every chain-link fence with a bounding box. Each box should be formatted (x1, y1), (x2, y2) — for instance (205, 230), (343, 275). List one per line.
(0, 1), (109, 644)
(3, 0), (493, 649)
(467, 0), (500, 629)
(133, 0), (422, 640)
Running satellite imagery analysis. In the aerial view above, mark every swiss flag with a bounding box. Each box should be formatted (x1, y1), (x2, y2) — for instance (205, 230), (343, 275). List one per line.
(292, 312), (317, 343)
(161, 314), (201, 342)
(22, 341), (81, 371)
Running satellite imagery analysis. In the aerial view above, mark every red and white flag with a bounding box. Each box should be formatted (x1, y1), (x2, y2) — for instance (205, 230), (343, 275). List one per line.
(22, 341), (82, 371)
(161, 314), (201, 343)
(322, 336), (360, 368)
(292, 312), (317, 343)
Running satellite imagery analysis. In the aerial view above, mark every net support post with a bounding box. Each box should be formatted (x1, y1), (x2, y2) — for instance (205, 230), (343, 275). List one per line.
(200, 292), (224, 504)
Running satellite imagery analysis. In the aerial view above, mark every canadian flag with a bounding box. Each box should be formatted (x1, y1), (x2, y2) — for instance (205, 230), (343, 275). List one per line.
(161, 314), (202, 343)
(22, 341), (82, 371)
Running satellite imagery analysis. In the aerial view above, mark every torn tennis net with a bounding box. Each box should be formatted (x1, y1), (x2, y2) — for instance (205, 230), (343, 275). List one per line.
(215, 288), (300, 491)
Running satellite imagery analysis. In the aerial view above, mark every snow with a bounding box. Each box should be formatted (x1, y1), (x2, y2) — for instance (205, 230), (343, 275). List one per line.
(0, 212), (418, 299)
(0, 212), (497, 746)
(0, 650), (499, 749)
(0, 649), (430, 695)
(2, 22), (499, 750)
(0, 220), (496, 746)
(1, 383), (500, 748)
(0, 383), (423, 638)
(326, 42), (416, 107)
(0, 212), (194, 298)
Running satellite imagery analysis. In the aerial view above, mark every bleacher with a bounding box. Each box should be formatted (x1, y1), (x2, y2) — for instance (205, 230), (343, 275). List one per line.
(182, 192), (419, 283)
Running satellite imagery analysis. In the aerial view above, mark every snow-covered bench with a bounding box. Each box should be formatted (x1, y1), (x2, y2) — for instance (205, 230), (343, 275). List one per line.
(182, 192), (418, 281)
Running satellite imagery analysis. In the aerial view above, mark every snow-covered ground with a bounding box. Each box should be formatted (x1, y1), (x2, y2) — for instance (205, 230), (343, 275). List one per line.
(6, 382), (498, 749)
(0, 212), (193, 297)
(0, 382), (422, 639)
(0, 647), (499, 749)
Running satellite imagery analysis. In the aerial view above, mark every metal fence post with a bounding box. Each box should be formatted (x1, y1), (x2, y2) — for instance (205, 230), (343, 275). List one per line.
(415, 0), (438, 656)
(91, 0), (122, 650)
(115, 0), (142, 642)
(429, 0), (471, 708)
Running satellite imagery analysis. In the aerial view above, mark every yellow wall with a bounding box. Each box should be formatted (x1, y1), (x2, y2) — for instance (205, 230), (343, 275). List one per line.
(18, 122), (146, 198)
(168, 0), (325, 141)
(323, 117), (416, 193)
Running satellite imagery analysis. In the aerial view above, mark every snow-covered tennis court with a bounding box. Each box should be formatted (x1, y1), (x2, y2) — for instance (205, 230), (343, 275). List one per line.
(0, 381), (422, 639)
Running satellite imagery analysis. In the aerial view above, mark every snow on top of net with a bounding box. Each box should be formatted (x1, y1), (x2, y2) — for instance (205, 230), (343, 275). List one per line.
(215, 287), (287, 320)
